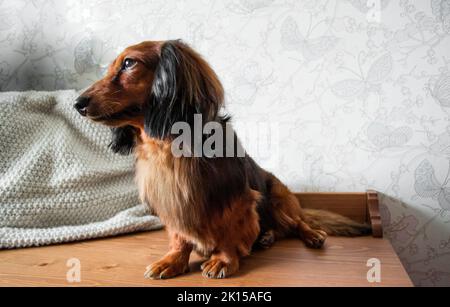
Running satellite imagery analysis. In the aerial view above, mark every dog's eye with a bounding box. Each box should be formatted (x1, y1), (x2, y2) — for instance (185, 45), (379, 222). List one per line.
(122, 58), (136, 70)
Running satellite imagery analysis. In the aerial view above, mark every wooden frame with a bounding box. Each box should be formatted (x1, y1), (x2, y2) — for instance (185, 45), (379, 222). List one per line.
(294, 189), (382, 238)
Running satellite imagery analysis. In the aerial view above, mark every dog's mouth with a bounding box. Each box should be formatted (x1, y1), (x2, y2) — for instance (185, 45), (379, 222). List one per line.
(88, 114), (111, 121)
(87, 105), (143, 125)
(87, 113), (126, 127)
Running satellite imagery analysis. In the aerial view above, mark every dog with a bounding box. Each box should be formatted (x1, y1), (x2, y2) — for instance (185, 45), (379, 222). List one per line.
(74, 40), (371, 279)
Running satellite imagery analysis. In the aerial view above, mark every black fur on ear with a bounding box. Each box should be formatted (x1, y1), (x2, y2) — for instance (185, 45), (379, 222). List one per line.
(108, 126), (137, 155)
(144, 40), (225, 139)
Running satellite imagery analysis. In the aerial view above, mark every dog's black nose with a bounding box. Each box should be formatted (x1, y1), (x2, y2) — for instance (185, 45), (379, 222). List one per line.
(74, 96), (90, 116)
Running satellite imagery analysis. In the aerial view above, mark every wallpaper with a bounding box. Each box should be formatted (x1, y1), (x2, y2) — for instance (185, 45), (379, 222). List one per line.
(1, 0), (450, 286)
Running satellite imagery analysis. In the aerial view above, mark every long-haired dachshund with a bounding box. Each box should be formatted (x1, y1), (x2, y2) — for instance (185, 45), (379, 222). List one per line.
(75, 40), (371, 279)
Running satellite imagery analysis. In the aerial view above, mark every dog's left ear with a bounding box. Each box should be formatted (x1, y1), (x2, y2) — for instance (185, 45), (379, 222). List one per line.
(145, 40), (224, 139)
(108, 126), (137, 155)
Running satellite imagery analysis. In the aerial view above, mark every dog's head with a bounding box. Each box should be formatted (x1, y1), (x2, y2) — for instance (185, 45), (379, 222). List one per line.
(75, 40), (224, 154)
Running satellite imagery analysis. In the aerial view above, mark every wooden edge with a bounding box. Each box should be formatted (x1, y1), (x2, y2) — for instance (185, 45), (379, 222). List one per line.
(366, 190), (383, 238)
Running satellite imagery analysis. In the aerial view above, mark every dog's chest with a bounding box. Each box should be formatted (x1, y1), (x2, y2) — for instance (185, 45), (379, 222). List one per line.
(134, 141), (199, 231)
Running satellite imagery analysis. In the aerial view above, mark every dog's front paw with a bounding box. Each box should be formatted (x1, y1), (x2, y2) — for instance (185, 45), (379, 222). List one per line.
(144, 257), (189, 279)
(201, 258), (238, 279)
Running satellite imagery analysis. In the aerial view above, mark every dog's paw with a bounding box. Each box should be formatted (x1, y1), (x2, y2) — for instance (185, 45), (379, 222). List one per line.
(303, 229), (327, 249)
(257, 230), (275, 249)
(144, 258), (189, 279)
(201, 259), (238, 279)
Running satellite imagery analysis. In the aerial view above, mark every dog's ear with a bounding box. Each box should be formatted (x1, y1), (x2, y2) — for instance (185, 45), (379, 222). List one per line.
(108, 126), (137, 155)
(144, 40), (224, 139)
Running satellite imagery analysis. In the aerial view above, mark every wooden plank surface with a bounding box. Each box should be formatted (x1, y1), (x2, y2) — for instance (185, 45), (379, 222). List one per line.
(295, 192), (368, 224)
(0, 229), (412, 287)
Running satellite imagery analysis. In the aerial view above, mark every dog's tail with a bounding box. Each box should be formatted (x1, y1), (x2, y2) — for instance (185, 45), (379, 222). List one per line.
(302, 208), (372, 236)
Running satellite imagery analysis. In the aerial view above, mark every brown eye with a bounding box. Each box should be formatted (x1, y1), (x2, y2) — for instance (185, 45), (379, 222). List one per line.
(122, 58), (136, 70)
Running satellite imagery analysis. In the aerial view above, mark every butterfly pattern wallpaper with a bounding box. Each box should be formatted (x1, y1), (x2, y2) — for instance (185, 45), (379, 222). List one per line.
(1, 0), (450, 286)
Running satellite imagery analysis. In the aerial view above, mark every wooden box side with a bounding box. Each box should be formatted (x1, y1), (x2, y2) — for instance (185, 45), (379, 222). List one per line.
(294, 190), (382, 238)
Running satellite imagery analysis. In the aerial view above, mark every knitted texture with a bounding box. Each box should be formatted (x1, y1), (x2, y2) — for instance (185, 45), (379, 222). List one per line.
(0, 90), (162, 248)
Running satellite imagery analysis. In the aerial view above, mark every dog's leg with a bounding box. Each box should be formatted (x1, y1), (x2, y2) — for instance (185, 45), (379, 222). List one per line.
(266, 173), (327, 248)
(200, 189), (260, 279)
(297, 219), (327, 249)
(144, 232), (192, 279)
(200, 249), (240, 279)
(256, 229), (275, 249)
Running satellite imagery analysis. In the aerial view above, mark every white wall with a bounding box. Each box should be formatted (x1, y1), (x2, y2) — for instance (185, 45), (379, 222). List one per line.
(1, 0), (450, 286)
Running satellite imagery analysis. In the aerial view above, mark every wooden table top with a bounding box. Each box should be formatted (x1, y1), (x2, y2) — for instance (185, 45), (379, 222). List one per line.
(0, 229), (412, 287)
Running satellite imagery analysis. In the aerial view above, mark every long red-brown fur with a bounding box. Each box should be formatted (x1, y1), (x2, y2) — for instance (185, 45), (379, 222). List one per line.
(76, 40), (371, 279)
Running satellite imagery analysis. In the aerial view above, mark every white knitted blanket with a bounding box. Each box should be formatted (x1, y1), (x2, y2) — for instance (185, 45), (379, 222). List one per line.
(0, 90), (162, 249)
